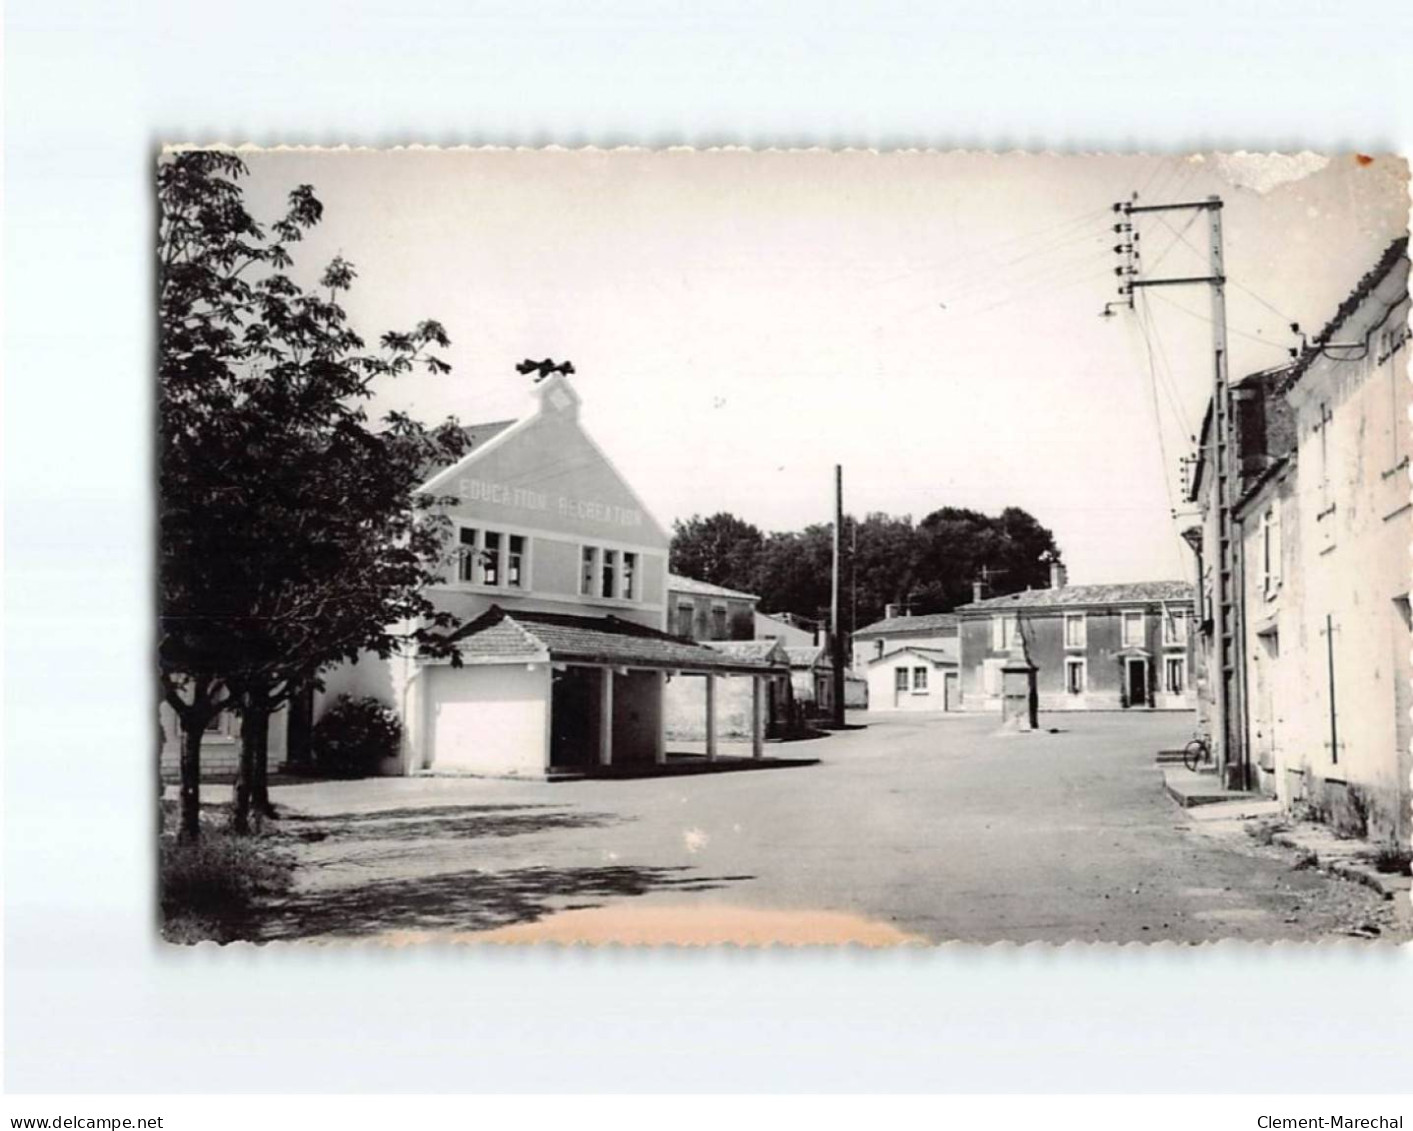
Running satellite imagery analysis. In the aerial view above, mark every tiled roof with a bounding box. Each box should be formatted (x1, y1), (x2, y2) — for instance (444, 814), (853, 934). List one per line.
(705, 639), (790, 665)
(667, 573), (760, 601)
(784, 644), (829, 669)
(955, 580), (1194, 613)
(852, 612), (959, 639)
(442, 606), (774, 672)
(870, 641), (959, 666)
(1279, 236), (1409, 394)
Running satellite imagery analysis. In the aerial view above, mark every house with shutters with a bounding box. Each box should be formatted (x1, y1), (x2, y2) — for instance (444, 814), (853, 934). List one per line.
(1189, 237), (1410, 842)
(955, 563), (1197, 713)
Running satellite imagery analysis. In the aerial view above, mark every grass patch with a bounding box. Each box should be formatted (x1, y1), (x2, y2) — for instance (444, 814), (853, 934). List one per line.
(160, 803), (293, 944)
(1370, 843), (1413, 877)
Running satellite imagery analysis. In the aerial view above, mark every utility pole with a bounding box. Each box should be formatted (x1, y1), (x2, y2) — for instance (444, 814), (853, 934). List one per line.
(831, 464), (846, 728)
(1112, 193), (1246, 789)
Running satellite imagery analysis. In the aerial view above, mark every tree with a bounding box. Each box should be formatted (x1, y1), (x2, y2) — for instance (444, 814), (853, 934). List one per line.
(669, 513), (764, 592)
(754, 525), (834, 621)
(158, 151), (468, 840)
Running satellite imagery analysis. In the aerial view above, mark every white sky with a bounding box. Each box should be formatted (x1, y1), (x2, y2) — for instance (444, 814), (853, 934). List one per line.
(237, 149), (1408, 584)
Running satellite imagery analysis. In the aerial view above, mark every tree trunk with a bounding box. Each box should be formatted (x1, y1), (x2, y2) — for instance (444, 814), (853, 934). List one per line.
(249, 696), (274, 819)
(233, 703), (255, 835)
(179, 718), (203, 843)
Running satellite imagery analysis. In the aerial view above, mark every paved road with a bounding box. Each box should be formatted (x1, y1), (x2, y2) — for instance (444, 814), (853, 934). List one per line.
(252, 711), (1401, 944)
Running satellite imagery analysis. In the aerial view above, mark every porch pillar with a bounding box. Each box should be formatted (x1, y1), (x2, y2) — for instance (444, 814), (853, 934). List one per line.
(599, 667), (614, 767)
(751, 676), (764, 760)
(654, 671), (667, 765)
(705, 674), (718, 761)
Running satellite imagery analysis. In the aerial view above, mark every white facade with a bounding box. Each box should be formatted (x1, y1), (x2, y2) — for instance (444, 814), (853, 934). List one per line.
(866, 645), (960, 712)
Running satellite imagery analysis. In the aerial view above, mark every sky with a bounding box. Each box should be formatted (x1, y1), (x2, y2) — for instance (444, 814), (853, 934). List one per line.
(233, 148), (1408, 584)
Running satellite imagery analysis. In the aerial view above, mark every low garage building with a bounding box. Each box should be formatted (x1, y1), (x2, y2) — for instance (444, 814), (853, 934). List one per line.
(865, 642), (960, 712)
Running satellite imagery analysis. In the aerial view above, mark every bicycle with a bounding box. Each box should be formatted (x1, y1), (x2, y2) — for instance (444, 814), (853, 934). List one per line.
(1181, 732), (1213, 773)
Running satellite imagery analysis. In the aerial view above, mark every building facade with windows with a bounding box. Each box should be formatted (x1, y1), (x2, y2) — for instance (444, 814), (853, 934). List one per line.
(955, 567), (1197, 713)
(185, 375), (775, 780)
(849, 608), (960, 675)
(1197, 239), (1411, 841)
(865, 641), (960, 712)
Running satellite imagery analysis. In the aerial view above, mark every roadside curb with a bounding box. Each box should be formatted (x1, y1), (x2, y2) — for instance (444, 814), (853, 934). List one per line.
(1269, 831), (1413, 903)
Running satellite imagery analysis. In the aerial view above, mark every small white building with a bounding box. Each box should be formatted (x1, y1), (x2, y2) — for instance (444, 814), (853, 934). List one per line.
(866, 642), (960, 712)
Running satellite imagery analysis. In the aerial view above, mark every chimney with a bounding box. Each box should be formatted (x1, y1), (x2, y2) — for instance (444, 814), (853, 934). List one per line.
(884, 602), (899, 621)
(1050, 561), (1068, 590)
(972, 579), (985, 603)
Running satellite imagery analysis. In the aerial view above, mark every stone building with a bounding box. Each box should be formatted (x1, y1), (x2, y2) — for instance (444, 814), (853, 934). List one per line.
(1194, 238), (1410, 841)
(955, 564), (1197, 712)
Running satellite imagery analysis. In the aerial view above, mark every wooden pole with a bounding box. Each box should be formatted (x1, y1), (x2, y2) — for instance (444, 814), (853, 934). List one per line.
(831, 464), (846, 727)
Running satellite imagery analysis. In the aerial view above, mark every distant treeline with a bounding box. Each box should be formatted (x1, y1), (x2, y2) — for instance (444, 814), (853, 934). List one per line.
(669, 507), (1062, 632)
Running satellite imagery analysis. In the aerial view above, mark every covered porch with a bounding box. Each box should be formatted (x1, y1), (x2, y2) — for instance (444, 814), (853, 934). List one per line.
(431, 606), (778, 778)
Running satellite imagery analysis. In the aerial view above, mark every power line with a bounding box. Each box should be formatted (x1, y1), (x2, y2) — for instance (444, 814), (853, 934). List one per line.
(1141, 291), (1194, 437)
(1148, 290), (1290, 352)
(1153, 213), (1295, 325)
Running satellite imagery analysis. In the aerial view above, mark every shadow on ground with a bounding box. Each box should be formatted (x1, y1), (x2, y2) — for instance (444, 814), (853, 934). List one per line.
(256, 864), (756, 941)
(283, 803), (620, 842)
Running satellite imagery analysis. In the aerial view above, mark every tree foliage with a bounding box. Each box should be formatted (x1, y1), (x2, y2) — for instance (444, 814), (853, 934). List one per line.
(158, 151), (468, 839)
(670, 505), (1061, 631)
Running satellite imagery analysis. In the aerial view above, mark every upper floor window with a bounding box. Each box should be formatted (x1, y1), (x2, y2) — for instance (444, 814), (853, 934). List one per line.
(991, 614), (1019, 651)
(457, 525), (523, 589)
(676, 602), (695, 639)
(622, 552), (637, 600)
(1260, 506), (1282, 599)
(458, 527), (478, 583)
(507, 535), (525, 589)
(601, 550), (618, 599)
(711, 604), (728, 640)
(582, 543), (640, 602)
(580, 546), (598, 596)
(1122, 610), (1145, 647)
(1162, 607), (1189, 646)
(1064, 613), (1086, 650)
(874, 639), (885, 659)
(481, 531), (501, 586)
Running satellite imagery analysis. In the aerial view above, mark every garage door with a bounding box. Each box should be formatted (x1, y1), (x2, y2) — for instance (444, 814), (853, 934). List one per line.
(427, 664), (550, 776)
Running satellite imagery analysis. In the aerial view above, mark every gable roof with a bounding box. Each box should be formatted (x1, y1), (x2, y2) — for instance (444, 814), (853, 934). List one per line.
(667, 573), (760, 601)
(416, 374), (672, 548)
(419, 419), (518, 482)
(705, 639), (790, 666)
(1278, 235), (1409, 395)
(441, 606), (774, 673)
(955, 580), (1194, 613)
(783, 644), (828, 669)
(868, 641), (959, 667)
(852, 611), (959, 640)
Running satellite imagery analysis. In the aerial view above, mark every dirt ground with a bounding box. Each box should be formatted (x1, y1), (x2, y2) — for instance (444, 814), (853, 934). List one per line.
(213, 711), (1408, 945)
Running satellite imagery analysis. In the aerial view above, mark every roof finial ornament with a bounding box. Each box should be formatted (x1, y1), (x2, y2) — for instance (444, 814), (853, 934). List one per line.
(516, 358), (576, 383)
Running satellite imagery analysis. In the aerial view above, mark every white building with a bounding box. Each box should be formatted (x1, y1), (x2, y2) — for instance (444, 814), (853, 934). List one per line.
(161, 375), (774, 779)
(865, 641), (960, 712)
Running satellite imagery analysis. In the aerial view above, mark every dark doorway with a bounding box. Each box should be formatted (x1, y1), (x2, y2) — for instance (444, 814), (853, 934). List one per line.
(1126, 659), (1148, 707)
(285, 682), (316, 769)
(550, 667), (600, 768)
